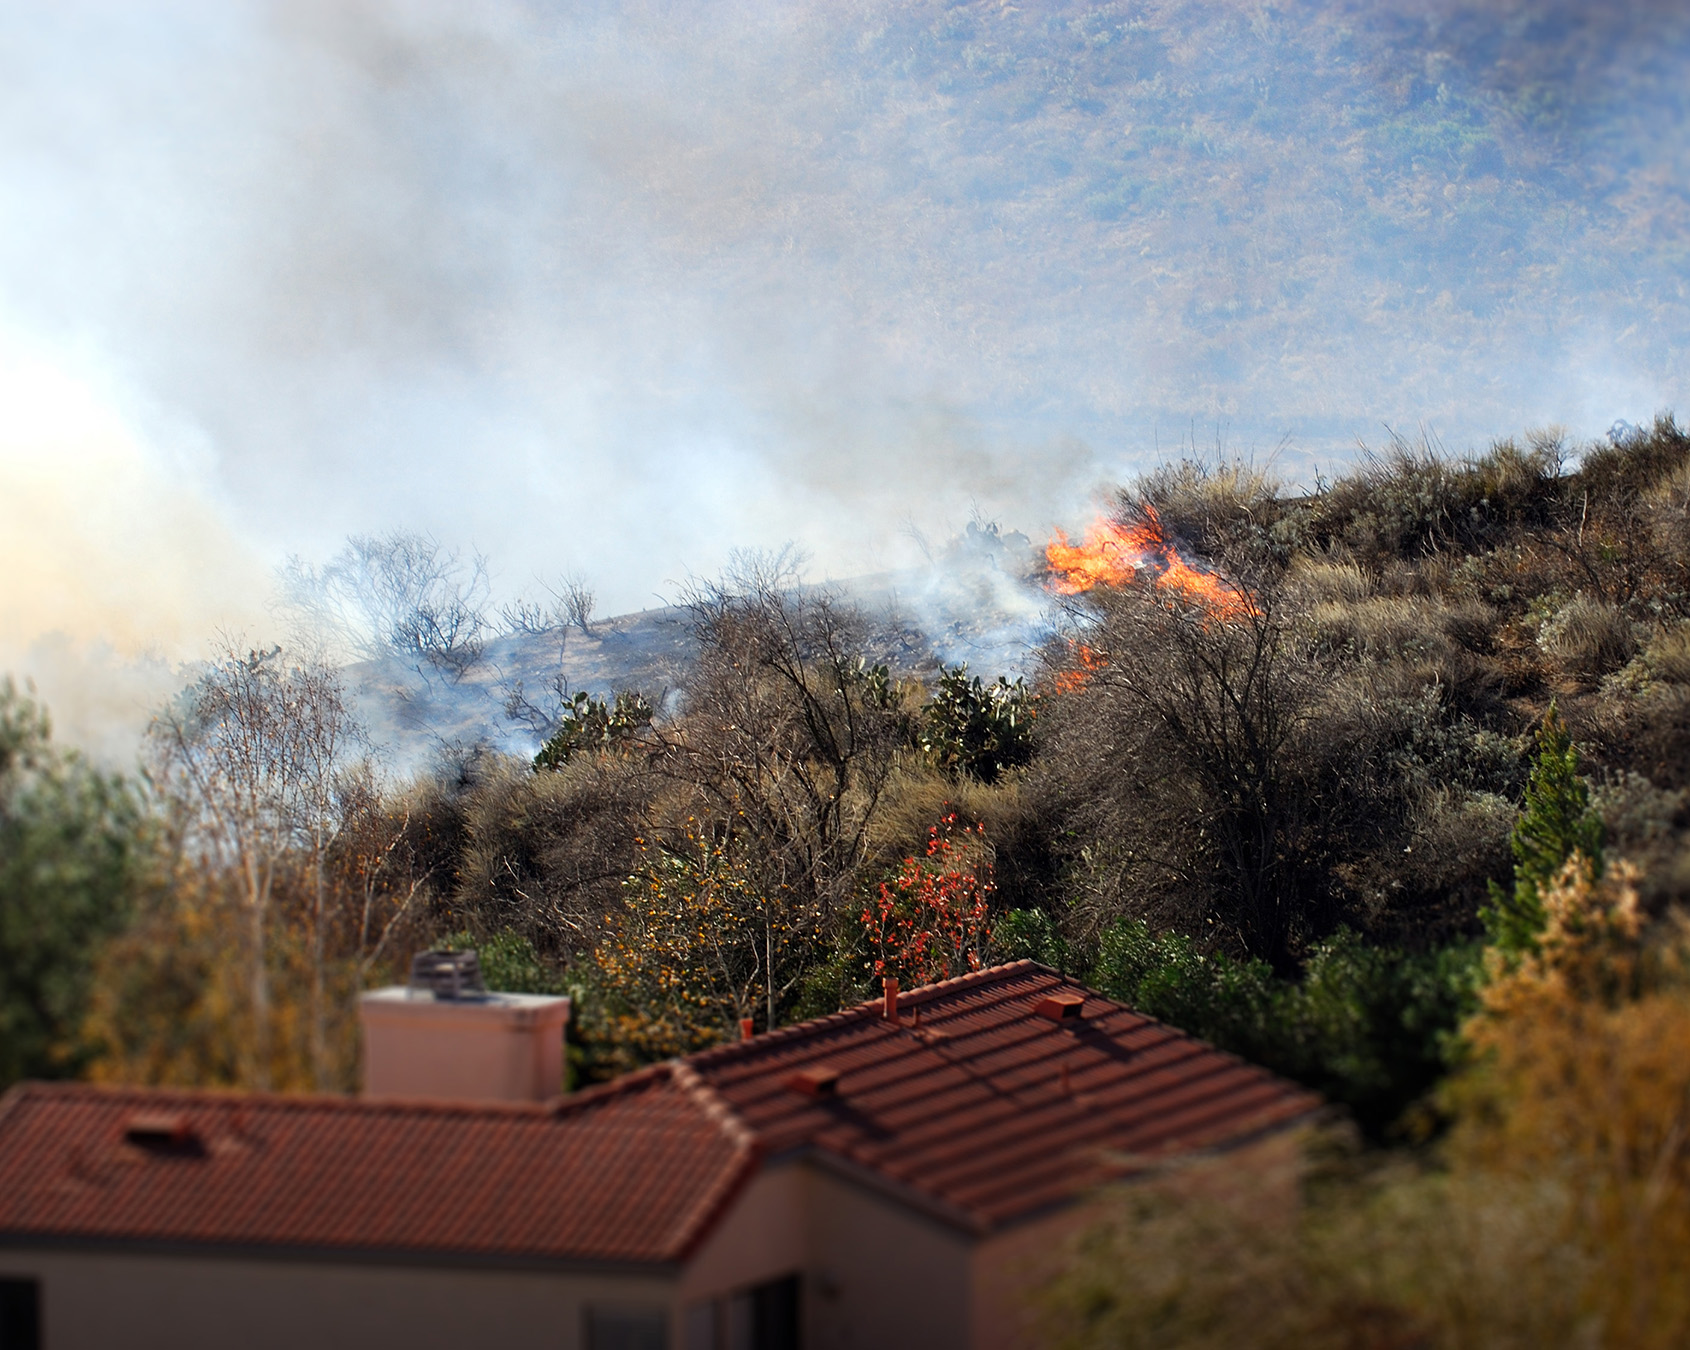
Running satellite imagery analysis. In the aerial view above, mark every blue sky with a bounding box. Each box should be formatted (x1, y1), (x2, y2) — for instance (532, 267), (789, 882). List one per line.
(2, 0), (1687, 746)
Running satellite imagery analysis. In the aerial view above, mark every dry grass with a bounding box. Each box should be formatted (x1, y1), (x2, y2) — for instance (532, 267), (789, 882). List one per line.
(867, 762), (1055, 909)
(1291, 558), (1373, 606)
(1308, 432), (1564, 567)
(1644, 623), (1690, 685)
(1537, 595), (1638, 680)
(1134, 457), (1283, 559)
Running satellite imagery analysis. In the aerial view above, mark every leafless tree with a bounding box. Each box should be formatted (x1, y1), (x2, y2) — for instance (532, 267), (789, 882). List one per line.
(330, 765), (439, 981)
(282, 532), (491, 681)
(548, 571), (597, 636)
(1040, 534), (1333, 970)
(498, 594), (557, 636)
(148, 641), (364, 1089)
(665, 549), (905, 929)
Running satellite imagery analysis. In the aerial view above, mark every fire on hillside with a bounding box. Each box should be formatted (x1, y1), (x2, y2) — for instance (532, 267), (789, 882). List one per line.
(1044, 504), (1257, 622)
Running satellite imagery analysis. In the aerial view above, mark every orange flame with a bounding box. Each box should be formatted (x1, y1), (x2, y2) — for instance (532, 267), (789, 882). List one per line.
(1053, 642), (1107, 694)
(1045, 505), (1257, 621)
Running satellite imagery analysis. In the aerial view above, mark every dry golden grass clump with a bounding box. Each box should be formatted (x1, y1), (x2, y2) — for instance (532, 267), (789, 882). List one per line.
(1307, 434), (1562, 565)
(1643, 622), (1690, 685)
(1536, 595), (1638, 680)
(1291, 558), (1373, 606)
(1134, 457), (1284, 560)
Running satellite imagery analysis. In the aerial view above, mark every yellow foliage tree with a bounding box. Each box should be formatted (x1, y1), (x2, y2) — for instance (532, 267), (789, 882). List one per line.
(591, 820), (823, 1067)
(1446, 857), (1690, 1346)
(1044, 856), (1690, 1350)
(81, 850), (373, 1093)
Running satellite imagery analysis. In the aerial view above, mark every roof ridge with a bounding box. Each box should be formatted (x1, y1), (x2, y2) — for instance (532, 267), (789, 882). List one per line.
(896, 959), (1051, 1003)
(668, 1062), (755, 1150)
(2, 1081), (562, 1121)
(683, 960), (1054, 1068)
(548, 1061), (677, 1118)
(663, 1062), (762, 1262)
(684, 1001), (880, 1064)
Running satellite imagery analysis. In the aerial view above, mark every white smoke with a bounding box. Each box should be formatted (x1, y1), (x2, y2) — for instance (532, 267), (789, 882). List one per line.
(2, 0), (1688, 756)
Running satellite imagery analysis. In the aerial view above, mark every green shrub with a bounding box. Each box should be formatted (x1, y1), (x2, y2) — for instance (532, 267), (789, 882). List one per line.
(532, 690), (653, 771)
(0, 681), (150, 1087)
(920, 666), (1035, 784)
(1482, 704), (1604, 953)
(1091, 918), (1278, 1056)
(990, 907), (1073, 972)
(1089, 917), (1480, 1137)
(436, 928), (566, 995)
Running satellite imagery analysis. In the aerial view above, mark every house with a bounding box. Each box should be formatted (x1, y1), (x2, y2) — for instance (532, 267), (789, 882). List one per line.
(0, 962), (1321, 1349)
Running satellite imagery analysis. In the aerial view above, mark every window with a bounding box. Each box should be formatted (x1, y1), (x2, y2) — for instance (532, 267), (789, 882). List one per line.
(746, 1275), (799, 1350)
(585, 1305), (668, 1350)
(0, 1279), (39, 1350)
(683, 1274), (800, 1350)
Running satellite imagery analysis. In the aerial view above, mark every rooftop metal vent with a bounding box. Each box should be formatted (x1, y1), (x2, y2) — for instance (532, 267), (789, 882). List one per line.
(409, 949), (488, 1001)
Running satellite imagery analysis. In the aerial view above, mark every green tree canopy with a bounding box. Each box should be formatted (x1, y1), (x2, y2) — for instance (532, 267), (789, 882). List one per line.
(0, 680), (149, 1086)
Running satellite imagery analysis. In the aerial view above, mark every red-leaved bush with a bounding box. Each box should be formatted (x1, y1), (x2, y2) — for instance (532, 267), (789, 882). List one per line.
(861, 811), (994, 987)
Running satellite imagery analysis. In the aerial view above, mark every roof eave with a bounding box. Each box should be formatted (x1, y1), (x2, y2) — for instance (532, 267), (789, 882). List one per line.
(0, 1230), (686, 1279)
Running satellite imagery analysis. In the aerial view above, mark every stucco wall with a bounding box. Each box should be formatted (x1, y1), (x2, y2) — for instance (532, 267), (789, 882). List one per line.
(0, 1248), (674, 1350)
(802, 1167), (972, 1350)
(971, 1200), (1106, 1350)
(680, 1160), (974, 1350)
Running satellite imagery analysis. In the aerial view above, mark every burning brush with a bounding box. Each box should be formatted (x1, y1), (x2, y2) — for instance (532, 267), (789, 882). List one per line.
(1044, 503), (1257, 622)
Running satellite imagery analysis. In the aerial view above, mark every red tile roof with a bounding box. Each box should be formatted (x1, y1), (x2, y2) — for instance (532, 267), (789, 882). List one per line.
(687, 962), (1323, 1230)
(0, 1065), (754, 1267)
(0, 963), (1320, 1259)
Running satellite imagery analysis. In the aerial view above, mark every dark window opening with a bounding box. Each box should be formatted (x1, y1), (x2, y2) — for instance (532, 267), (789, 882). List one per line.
(684, 1274), (801, 1350)
(0, 1279), (40, 1350)
(585, 1305), (668, 1350)
(750, 1274), (800, 1350)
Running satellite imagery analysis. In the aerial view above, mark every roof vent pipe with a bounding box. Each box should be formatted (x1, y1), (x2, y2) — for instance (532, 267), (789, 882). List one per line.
(740, 1018), (755, 1041)
(883, 977), (899, 1023)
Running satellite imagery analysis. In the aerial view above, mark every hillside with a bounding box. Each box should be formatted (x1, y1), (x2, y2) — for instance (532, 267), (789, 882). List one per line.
(340, 523), (1053, 771)
(10, 413), (1690, 1147)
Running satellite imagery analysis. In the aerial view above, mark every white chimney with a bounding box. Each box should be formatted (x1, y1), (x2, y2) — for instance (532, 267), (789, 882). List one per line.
(359, 950), (571, 1104)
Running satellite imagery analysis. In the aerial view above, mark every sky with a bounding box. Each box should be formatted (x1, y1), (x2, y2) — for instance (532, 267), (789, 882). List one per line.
(2, 0), (1688, 756)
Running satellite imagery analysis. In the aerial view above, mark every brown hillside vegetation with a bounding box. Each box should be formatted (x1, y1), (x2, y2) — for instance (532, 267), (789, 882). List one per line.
(1043, 416), (1690, 961)
(7, 415), (1690, 1140)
